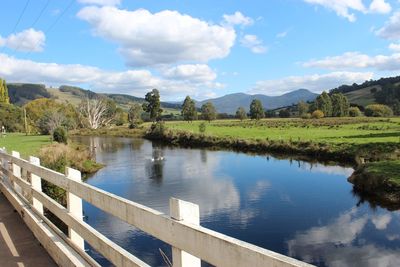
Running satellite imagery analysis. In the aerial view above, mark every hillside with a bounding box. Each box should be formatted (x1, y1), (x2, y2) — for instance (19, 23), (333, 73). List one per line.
(9, 84), (181, 112)
(196, 89), (318, 114)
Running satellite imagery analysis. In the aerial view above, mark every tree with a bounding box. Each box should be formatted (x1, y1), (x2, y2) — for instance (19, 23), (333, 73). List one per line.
(78, 98), (114, 129)
(181, 96), (197, 122)
(312, 110), (324, 119)
(142, 89), (163, 122)
(315, 91), (332, 117)
(279, 109), (291, 118)
(297, 101), (309, 117)
(128, 103), (143, 128)
(249, 99), (265, 120)
(201, 102), (217, 122)
(0, 103), (23, 132)
(37, 111), (66, 135)
(235, 107), (247, 121)
(349, 107), (362, 117)
(331, 93), (349, 117)
(364, 104), (393, 117)
(0, 78), (10, 104)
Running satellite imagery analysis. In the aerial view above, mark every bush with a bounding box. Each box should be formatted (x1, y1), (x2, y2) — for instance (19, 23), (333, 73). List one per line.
(53, 127), (67, 144)
(364, 104), (393, 117)
(312, 110), (324, 119)
(148, 121), (165, 137)
(301, 113), (312, 119)
(349, 107), (362, 117)
(199, 122), (206, 133)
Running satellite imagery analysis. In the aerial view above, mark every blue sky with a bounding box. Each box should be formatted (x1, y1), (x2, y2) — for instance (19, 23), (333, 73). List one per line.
(0, 0), (399, 101)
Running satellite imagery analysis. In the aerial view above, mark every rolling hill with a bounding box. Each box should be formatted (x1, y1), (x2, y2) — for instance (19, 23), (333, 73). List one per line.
(196, 89), (318, 114)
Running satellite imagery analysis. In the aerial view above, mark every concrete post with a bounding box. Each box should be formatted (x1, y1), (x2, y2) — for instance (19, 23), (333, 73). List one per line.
(11, 151), (22, 195)
(66, 167), (84, 250)
(29, 156), (44, 215)
(170, 198), (201, 267)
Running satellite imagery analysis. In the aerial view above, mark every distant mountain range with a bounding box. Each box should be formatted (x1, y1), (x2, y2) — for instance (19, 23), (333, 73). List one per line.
(196, 89), (318, 114)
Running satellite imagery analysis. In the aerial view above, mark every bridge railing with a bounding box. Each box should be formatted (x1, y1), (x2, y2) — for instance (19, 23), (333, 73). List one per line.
(0, 149), (312, 267)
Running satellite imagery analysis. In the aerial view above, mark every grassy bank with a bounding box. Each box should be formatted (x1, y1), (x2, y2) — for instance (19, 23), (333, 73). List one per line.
(148, 117), (400, 164)
(71, 125), (146, 138)
(0, 133), (52, 158)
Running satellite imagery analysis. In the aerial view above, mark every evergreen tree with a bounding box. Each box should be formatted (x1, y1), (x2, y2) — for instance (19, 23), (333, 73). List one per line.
(181, 96), (197, 122)
(235, 107), (247, 121)
(249, 99), (265, 120)
(142, 89), (163, 121)
(315, 91), (332, 117)
(201, 102), (217, 122)
(331, 93), (350, 117)
(0, 79), (10, 104)
(128, 103), (143, 127)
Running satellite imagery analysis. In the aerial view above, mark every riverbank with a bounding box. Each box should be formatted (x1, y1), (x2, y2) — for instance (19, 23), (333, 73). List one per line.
(348, 161), (400, 210)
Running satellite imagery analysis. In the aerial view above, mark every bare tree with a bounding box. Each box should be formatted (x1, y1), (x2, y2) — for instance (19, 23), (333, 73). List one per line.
(79, 98), (114, 129)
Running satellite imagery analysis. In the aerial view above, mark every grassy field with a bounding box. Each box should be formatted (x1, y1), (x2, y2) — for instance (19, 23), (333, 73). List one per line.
(0, 133), (52, 158)
(166, 117), (400, 144)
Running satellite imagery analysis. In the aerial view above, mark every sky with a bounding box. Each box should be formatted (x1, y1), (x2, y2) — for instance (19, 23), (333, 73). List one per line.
(0, 0), (400, 101)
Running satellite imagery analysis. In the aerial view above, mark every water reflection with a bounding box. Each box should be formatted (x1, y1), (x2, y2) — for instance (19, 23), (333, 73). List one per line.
(287, 208), (400, 267)
(72, 136), (399, 267)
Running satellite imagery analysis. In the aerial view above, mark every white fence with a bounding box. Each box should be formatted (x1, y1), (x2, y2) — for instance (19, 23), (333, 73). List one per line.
(0, 149), (313, 267)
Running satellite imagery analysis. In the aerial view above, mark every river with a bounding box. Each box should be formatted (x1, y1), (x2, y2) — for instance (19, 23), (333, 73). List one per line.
(72, 136), (400, 267)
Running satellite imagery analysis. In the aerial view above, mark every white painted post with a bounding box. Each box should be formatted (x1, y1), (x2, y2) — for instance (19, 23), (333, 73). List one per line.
(29, 156), (44, 215)
(11, 151), (22, 195)
(66, 167), (85, 250)
(170, 198), (201, 267)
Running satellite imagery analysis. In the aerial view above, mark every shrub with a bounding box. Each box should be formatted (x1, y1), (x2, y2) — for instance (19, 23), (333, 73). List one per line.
(312, 110), (324, 119)
(301, 113), (312, 119)
(349, 107), (362, 117)
(199, 122), (206, 134)
(364, 104), (393, 117)
(148, 121), (165, 137)
(53, 127), (67, 144)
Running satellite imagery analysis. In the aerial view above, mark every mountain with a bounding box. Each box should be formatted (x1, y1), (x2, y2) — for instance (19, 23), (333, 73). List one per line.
(196, 89), (318, 114)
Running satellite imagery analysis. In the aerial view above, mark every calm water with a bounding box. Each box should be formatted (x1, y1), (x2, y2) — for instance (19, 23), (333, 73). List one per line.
(73, 136), (400, 267)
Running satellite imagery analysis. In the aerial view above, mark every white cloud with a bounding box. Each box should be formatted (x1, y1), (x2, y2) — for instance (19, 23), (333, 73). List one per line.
(389, 43), (400, 52)
(376, 11), (400, 39)
(250, 71), (373, 95)
(304, 0), (391, 22)
(77, 6), (236, 67)
(369, 0), (392, 14)
(162, 64), (217, 83)
(0, 53), (221, 100)
(0, 28), (45, 52)
(371, 214), (392, 230)
(276, 31), (288, 38)
(303, 51), (400, 71)
(77, 0), (121, 6)
(304, 0), (366, 22)
(222, 11), (254, 27)
(240, 34), (267, 54)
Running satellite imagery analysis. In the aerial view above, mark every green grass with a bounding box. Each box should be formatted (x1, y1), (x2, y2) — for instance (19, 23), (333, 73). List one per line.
(166, 117), (400, 145)
(365, 160), (400, 186)
(0, 133), (52, 158)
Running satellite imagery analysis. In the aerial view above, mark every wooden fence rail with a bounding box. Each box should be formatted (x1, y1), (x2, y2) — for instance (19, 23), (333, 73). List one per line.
(0, 149), (313, 267)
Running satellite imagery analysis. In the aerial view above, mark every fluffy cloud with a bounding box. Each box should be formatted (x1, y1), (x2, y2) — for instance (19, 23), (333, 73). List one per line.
(0, 28), (45, 52)
(376, 11), (400, 40)
(77, 7), (236, 67)
(369, 0), (391, 14)
(250, 71), (373, 95)
(304, 0), (391, 22)
(0, 53), (220, 100)
(222, 11), (254, 27)
(161, 64), (217, 83)
(240, 34), (267, 54)
(77, 0), (120, 6)
(303, 52), (400, 71)
(389, 43), (400, 52)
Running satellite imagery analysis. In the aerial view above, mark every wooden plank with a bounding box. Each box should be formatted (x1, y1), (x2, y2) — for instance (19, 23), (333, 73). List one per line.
(32, 189), (150, 267)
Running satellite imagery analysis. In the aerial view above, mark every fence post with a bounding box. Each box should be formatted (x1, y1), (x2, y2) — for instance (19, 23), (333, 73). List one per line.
(66, 167), (84, 250)
(170, 198), (201, 267)
(29, 156), (44, 215)
(11, 151), (22, 195)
